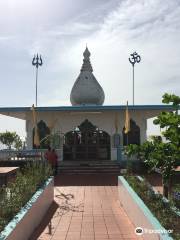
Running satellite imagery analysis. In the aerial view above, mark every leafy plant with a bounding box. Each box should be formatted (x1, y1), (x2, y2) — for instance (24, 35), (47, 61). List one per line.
(125, 93), (180, 198)
(0, 131), (23, 150)
(0, 162), (52, 233)
(14, 135), (23, 150)
(171, 184), (180, 209)
(125, 175), (180, 240)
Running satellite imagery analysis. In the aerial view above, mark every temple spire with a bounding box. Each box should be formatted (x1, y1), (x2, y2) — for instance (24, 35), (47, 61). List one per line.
(70, 47), (105, 106)
(81, 46), (93, 72)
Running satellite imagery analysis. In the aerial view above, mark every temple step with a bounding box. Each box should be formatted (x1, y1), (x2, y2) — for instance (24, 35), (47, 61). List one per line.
(58, 161), (121, 174)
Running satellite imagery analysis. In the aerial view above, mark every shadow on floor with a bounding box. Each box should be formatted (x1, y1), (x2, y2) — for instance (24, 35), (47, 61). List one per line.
(30, 201), (59, 240)
(54, 174), (119, 186)
(30, 174), (119, 239)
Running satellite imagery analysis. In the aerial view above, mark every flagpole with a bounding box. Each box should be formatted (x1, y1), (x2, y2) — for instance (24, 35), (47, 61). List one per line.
(126, 101), (129, 146)
(125, 100), (130, 146)
(127, 131), (128, 146)
(32, 104), (40, 149)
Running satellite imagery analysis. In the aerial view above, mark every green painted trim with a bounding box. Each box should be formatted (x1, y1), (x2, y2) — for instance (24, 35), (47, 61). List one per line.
(0, 177), (53, 240)
(118, 176), (173, 240)
(0, 104), (176, 113)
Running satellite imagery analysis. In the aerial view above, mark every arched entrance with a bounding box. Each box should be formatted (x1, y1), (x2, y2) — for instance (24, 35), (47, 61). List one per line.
(63, 119), (111, 161)
(123, 119), (140, 146)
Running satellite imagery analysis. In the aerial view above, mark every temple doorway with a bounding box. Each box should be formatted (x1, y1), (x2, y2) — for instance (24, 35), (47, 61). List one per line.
(63, 119), (111, 161)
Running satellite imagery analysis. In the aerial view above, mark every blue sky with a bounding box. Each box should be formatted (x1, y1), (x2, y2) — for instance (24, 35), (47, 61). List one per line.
(0, 0), (180, 140)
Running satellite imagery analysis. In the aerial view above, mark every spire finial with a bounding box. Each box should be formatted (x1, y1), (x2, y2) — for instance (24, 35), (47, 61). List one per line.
(81, 46), (93, 72)
(83, 46), (90, 59)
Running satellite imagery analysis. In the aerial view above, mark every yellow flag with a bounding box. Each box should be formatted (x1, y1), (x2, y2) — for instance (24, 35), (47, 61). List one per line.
(124, 101), (130, 134)
(31, 104), (40, 147)
(31, 104), (36, 126)
(34, 126), (40, 147)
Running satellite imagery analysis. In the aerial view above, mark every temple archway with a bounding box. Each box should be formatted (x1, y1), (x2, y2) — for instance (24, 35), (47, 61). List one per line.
(123, 119), (140, 146)
(33, 120), (50, 149)
(63, 119), (111, 161)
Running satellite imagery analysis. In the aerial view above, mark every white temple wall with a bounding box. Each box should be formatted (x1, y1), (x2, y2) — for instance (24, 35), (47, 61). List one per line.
(25, 110), (148, 161)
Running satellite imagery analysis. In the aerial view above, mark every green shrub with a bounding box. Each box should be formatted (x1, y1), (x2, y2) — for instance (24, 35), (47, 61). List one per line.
(125, 175), (180, 240)
(0, 162), (52, 232)
(171, 184), (180, 209)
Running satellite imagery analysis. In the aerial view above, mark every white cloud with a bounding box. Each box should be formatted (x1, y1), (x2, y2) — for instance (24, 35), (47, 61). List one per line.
(0, 0), (179, 138)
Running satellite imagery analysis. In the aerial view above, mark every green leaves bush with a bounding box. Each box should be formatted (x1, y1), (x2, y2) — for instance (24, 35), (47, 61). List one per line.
(126, 175), (180, 240)
(125, 93), (180, 198)
(172, 184), (180, 209)
(0, 162), (52, 233)
(0, 131), (23, 150)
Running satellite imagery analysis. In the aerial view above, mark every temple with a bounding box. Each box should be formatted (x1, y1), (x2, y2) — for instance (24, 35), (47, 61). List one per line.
(0, 47), (174, 161)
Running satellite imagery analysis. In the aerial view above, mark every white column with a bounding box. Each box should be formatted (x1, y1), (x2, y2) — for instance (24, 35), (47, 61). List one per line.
(26, 120), (33, 150)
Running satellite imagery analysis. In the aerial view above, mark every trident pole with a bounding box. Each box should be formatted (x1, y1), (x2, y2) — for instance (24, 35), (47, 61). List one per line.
(35, 67), (38, 107)
(32, 54), (43, 106)
(129, 52), (141, 105)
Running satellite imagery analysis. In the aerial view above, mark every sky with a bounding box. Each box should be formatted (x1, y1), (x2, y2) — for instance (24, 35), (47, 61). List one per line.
(0, 0), (180, 140)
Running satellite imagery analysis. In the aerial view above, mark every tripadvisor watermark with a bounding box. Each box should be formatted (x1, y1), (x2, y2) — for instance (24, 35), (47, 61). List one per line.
(135, 227), (173, 236)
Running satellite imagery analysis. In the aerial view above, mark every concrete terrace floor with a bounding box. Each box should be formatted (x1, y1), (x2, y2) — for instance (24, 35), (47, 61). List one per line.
(31, 174), (143, 240)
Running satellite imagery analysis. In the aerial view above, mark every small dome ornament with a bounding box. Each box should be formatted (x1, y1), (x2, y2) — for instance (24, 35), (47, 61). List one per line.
(83, 47), (90, 58)
(70, 47), (105, 106)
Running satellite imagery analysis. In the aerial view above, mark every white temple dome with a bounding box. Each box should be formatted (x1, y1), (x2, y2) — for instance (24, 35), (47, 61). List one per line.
(70, 47), (105, 106)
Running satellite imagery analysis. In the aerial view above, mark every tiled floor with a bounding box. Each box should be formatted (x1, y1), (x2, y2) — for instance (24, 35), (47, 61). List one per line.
(31, 175), (143, 240)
